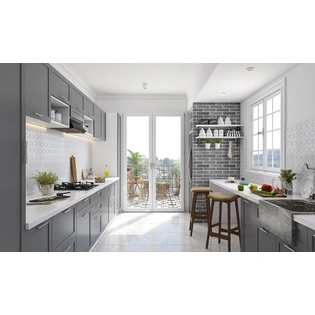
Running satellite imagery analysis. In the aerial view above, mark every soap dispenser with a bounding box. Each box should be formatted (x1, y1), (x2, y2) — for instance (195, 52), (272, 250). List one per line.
(217, 117), (224, 125)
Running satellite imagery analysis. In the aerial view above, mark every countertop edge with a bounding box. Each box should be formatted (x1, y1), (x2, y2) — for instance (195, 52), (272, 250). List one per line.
(25, 177), (119, 230)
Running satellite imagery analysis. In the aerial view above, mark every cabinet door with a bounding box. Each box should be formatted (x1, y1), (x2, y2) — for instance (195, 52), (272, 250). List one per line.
(94, 106), (102, 139)
(257, 226), (277, 252)
(76, 210), (90, 252)
(71, 86), (84, 112)
(109, 200), (115, 223)
(51, 70), (71, 104)
(52, 206), (76, 251)
(58, 237), (76, 252)
(101, 111), (106, 140)
(277, 238), (297, 252)
(25, 220), (51, 252)
(77, 197), (91, 214)
(241, 199), (258, 252)
(91, 211), (102, 244)
(308, 228), (315, 252)
(294, 222), (308, 252)
(101, 195), (109, 230)
(84, 98), (94, 118)
(23, 63), (51, 123)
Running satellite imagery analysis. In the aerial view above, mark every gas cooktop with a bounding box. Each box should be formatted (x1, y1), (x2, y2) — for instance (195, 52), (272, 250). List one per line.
(54, 181), (98, 191)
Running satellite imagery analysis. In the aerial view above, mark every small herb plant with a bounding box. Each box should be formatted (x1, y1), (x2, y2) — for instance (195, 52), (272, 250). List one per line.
(279, 169), (297, 183)
(205, 139), (212, 144)
(31, 171), (59, 191)
(214, 139), (222, 143)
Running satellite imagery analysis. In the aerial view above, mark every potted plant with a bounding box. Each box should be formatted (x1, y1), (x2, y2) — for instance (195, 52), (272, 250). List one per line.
(279, 169), (297, 195)
(31, 170), (59, 195)
(214, 139), (222, 149)
(170, 161), (181, 196)
(205, 139), (212, 149)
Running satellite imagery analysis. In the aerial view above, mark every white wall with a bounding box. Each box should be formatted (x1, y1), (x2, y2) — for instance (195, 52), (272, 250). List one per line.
(96, 96), (187, 113)
(240, 63), (315, 185)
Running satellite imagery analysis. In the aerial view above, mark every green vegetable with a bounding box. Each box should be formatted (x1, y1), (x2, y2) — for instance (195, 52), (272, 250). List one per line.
(252, 190), (276, 196)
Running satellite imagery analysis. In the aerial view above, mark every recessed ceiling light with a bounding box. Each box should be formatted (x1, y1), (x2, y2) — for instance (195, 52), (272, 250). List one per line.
(246, 67), (255, 71)
(220, 92), (227, 96)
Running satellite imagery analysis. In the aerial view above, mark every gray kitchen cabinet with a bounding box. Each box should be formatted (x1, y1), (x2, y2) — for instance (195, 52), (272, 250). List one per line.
(101, 191), (109, 230)
(52, 206), (76, 251)
(241, 198), (258, 252)
(84, 97), (94, 118)
(25, 220), (52, 252)
(277, 238), (297, 252)
(101, 111), (106, 140)
(51, 69), (71, 104)
(94, 106), (102, 139)
(294, 222), (308, 252)
(71, 86), (84, 112)
(0, 63), (23, 252)
(109, 183), (116, 222)
(76, 209), (91, 252)
(307, 228), (315, 252)
(77, 196), (91, 214)
(91, 211), (102, 244)
(57, 237), (76, 252)
(23, 63), (51, 123)
(257, 225), (277, 252)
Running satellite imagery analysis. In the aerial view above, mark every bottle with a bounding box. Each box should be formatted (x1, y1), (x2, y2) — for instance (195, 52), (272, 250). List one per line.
(104, 164), (109, 178)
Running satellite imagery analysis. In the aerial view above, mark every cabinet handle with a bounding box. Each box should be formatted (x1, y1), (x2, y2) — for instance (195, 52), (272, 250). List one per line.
(95, 215), (100, 220)
(34, 112), (43, 117)
(243, 200), (249, 204)
(82, 213), (89, 218)
(37, 221), (49, 230)
(283, 244), (294, 252)
(64, 246), (72, 252)
(96, 203), (101, 208)
(83, 198), (89, 202)
(60, 96), (67, 101)
(63, 208), (72, 214)
(259, 227), (268, 234)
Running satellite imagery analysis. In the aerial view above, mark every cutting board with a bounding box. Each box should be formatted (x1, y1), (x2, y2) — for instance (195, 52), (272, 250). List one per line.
(252, 191), (287, 198)
(70, 155), (77, 182)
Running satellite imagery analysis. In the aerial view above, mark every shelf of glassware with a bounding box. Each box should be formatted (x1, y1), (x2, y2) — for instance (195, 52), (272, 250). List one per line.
(196, 136), (243, 139)
(196, 124), (243, 139)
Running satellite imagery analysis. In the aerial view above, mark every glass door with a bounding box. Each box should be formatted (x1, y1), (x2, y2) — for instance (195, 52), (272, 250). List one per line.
(124, 113), (184, 211)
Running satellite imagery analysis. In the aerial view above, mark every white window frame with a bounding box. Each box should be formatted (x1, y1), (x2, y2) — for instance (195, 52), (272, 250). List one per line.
(248, 79), (286, 174)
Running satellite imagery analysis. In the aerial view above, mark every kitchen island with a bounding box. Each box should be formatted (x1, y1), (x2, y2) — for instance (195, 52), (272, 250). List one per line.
(209, 179), (315, 252)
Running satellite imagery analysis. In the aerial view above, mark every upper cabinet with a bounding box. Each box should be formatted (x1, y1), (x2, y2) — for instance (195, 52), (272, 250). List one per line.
(94, 106), (106, 140)
(71, 86), (84, 112)
(51, 69), (71, 105)
(23, 63), (51, 123)
(84, 97), (94, 118)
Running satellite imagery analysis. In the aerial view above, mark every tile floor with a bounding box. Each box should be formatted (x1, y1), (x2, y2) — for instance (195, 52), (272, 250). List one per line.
(92, 212), (241, 252)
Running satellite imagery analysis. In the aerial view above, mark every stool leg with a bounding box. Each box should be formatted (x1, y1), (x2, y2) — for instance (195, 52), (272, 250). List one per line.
(189, 193), (197, 236)
(206, 194), (210, 230)
(205, 197), (211, 249)
(227, 202), (231, 252)
(218, 201), (222, 244)
(235, 199), (241, 243)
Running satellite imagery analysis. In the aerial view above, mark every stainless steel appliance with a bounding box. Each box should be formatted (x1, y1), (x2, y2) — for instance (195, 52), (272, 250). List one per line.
(54, 181), (98, 191)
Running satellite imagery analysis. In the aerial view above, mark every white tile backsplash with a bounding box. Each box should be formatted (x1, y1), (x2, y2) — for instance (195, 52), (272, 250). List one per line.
(26, 124), (92, 195)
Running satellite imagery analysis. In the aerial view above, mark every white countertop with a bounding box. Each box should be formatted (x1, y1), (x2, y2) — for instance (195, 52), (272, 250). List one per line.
(25, 177), (119, 230)
(209, 179), (315, 230)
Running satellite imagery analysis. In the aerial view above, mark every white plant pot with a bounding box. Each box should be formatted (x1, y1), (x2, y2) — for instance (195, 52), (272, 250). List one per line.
(215, 143), (221, 149)
(205, 143), (211, 149)
(41, 184), (54, 195)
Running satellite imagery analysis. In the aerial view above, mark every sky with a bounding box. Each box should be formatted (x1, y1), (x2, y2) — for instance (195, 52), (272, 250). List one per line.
(127, 116), (181, 160)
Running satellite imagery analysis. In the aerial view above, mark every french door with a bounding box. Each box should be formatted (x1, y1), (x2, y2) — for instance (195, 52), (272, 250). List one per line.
(123, 113), (184, 211)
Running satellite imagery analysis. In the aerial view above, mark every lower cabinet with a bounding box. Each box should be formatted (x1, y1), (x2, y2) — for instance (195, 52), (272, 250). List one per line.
(257, 225), (277, 252)
(76, 209), (91, 252)
(91, 211), (102, 244)
(58, 237), (76, 252)
(308, 228), (315, 252)
(25, 219), (51, 252)
(241, 198), (258, 252)
(101, 194), (109, 230)
(277, 238), (297, 252)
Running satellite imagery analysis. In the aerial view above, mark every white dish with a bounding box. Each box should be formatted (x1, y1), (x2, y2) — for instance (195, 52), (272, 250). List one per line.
(300, 171), (314, 198)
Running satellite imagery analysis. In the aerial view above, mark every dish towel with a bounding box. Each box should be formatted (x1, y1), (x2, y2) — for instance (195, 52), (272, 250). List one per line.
(227, 141), (234, 159)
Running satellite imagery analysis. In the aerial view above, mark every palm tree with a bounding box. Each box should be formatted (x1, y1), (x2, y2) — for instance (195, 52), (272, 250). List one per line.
(127, 149), (146, 176)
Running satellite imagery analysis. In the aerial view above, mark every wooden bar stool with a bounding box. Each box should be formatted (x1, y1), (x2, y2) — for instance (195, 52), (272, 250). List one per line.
(189, 187), (213, 236)
(206, 192), (241, 252)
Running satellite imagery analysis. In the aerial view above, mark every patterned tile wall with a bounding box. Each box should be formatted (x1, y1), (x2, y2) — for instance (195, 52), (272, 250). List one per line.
(26, 124), (92, 195)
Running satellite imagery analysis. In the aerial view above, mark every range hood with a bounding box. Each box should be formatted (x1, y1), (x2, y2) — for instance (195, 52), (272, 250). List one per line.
(55, 108), (87, 134)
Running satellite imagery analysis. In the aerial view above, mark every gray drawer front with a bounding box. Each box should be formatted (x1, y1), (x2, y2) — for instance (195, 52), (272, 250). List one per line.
(52, 206), (76, 250)
(58, 237), (76, 252)
(77, 210), (90, 252)
(91, 189), (102, 205)
(91, 200), (102, 216)
(295, 222), (308, 252)
(77, 197), (91, 214)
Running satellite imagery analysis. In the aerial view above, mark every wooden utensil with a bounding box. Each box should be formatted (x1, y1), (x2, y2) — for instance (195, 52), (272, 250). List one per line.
(70, 155), (77, 182)
(82, 169), (88, 180)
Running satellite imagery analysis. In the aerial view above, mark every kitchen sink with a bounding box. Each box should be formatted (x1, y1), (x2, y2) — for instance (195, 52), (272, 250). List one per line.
(259, 199), (315, 246)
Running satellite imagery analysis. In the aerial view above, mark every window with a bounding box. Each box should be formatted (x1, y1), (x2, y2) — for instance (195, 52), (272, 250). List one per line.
(251, 88), (283, 172)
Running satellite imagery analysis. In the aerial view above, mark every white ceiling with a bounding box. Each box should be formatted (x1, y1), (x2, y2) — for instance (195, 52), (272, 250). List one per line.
(67, 63), (298, 102)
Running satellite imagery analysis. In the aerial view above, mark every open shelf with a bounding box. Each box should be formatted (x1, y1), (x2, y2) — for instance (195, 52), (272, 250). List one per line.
(196, 136), (243, 139)
(50, 96), (69, 128)
(196, 124), (243, 128)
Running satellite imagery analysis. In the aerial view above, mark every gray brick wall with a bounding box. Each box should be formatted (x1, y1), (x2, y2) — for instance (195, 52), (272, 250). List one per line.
(192, 102), (241, 211)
